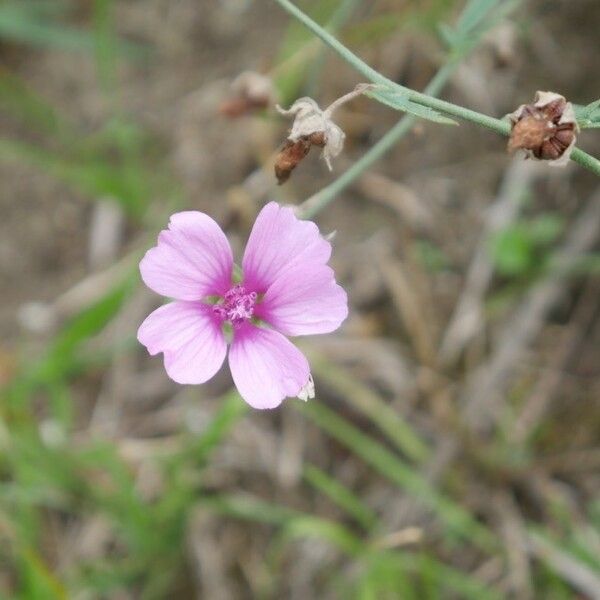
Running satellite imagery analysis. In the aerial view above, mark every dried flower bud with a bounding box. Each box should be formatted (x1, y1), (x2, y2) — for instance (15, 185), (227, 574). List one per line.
(274, 84), (372, 183)
(274, 137), (312, 184)
(508, 91), (578, 167)
(219, 71), (277, 118)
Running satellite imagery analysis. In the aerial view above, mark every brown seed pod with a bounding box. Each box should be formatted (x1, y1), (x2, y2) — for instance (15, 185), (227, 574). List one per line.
(508, 91), (578, 167)
(274, 137), (312, 185)
(219, 96), (270, 118)
(218, 71), (276, 119)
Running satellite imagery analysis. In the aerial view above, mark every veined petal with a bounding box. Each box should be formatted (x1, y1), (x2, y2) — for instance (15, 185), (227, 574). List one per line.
(140, 211), (233, 301)
(242, 202), (331, 292)
(228, 324), (310, 409)
(138, 301), (227, 385)
(256, 265), (348, 336)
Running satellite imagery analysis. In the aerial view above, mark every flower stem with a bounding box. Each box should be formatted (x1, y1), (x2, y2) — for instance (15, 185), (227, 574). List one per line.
(275, 0), (600, 180)
(571, 147), (600, 177)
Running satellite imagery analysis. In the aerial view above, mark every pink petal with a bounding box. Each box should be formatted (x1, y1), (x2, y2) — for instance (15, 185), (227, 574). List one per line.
(242, 202), (331, 293)
(140, 211), (233, 301)
(228, 324), (310, 409)
(255, 265), (348, 336)
(138, 301), (227, 385)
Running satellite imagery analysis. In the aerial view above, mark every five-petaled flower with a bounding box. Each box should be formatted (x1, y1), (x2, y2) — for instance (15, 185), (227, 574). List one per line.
(137, 202), (348, 409)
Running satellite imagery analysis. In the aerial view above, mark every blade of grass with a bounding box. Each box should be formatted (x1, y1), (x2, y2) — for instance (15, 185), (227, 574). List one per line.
(0, 138), (148, 217)
(310, 353), (430, 463)
(296, 401), (495, 551)
(304, 464), (378, 531)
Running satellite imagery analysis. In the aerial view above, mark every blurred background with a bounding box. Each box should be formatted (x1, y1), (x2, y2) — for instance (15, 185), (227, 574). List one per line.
(1, 0), (599, 598)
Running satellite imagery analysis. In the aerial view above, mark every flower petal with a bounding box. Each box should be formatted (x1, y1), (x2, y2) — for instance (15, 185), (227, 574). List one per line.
(140, 211), (233, 301)
(242, 202), (331, 292)
(138, 301), (227, 385)
(228, 324), (310, 409)
(256, 265), (348, 336)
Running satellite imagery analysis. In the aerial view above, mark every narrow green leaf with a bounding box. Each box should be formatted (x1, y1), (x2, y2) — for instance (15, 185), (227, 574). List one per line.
(455, 0), (500, 36)
(201, 493), (300, 526)
(297, 401), (495, 550)
(310, 354), (430, 462)
(0, 138), (147, 217)
(366, 87), (457, 125)
(282, 515), (364, 556)
(304, 464), (378, 531)
(400, 552), (505, 600)
(18, 546), (68, 600)
(180, 391), (248, 461)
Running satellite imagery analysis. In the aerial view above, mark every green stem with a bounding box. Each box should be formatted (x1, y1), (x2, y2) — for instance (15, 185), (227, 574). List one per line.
(571, 147), (600, 176)
(274, 0), (388, 85)
(275, 0), (600, 182)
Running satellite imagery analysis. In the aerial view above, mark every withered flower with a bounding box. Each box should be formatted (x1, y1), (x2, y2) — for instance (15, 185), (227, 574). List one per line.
(274, 84), (371, 184)
(274, 134), (318, 185)
(219, 71), (277, 118)
(508, 91), (579, 166)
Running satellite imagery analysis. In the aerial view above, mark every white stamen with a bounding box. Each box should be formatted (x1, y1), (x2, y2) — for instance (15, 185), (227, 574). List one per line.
(297, 374), (315, 402)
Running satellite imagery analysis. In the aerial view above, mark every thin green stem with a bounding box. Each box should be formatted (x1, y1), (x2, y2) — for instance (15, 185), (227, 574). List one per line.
(275, 0), (600, 183)
(273, 0), (388, 85)
(305, 0), (361, 96)
(571, 147), (600, 176)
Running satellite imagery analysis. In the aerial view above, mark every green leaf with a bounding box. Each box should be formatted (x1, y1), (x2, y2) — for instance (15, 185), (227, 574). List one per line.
(529, 214), (564, 245)
(489, 215), (564, 277)
(366, 87), (457, 125)
(202, 493), (300, 526)
(407, 552), (504, 600)
(282, 515), (363, 556)
(455, 0), (501, 36)
(4, 273), (136, 397)
(172, 391), (248, 465)
(446, 0), (520, 56)
(575, 99), (600, 118)
(575, 99), (600, 128)
(354, 552), (418, 600)
(489, 226), (533, 276)
(18, 546), (68, 600)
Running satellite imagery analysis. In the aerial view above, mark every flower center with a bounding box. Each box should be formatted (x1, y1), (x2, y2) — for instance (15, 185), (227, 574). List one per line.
(212, 284), (257, 326)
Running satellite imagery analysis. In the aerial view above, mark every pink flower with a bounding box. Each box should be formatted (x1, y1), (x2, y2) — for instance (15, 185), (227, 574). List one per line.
(137, 202), (348, 409)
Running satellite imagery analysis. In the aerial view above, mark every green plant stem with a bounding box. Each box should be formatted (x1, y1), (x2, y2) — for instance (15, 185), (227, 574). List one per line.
(305, 0), (361, 96)
(571, 147), (600, 176)
(275, 0), (600, 185)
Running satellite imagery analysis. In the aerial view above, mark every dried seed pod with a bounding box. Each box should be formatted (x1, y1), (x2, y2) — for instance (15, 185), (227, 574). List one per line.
(508, 91), (578, 167)
(274, 137), (312, 184)
(274, 84), (372, 183)
(219, 71), (277, 118)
